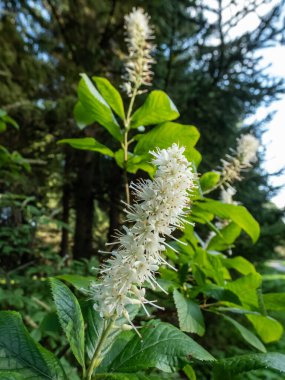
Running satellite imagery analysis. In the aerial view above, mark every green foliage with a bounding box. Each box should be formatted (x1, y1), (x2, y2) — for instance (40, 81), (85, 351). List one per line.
(99, 320), (214, 374)
(56, 274), (95, 291)
(263, 293), (285, 310)
(76, 74), (122, 141)
(246, 315), (283, 343)
(200, 172), (220, 192)
(221, 315), (266, 352)
(93, 77), (125, 120)
(130, 90), (179, 128)
(58, 138), (114, 157)
(0, 311), (66, 379)
(134, 122), (201, 165)
(173, 290), (205, 336)
(50, 278), (85, 368)
(213, 353), (285, 379)
(195, 199), (260, 243)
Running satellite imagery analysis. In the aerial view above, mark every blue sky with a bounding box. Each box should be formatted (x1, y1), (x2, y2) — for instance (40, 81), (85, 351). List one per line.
(205, 0), (285, 208)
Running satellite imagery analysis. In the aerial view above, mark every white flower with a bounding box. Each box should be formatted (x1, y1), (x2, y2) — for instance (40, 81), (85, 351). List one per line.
(91, 144), (196, 321)
(237, 134), (259, 166)
(122, 8), (155, 96)
(221, 186), (237, 204)
(221, 134), (259, 187)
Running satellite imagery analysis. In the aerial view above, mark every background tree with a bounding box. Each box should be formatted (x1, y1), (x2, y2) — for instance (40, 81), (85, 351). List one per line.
(0, 0), (284, 263)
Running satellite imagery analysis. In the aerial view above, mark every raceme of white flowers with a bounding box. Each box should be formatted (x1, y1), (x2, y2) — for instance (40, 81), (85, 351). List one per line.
(122, 7), (155, 96)
(221, 133), (259, 193)
(91, 144), (196, 325)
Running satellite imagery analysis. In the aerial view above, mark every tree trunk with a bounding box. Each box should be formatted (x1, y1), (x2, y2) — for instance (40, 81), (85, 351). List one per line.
(107, 164), (122, 241)
(60, 147), (72, 258)
(73, 150), (96, 259)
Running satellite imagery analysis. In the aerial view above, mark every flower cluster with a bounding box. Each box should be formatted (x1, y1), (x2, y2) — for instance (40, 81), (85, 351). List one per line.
(220, 134), (259, 203)
(236, 134), (259, 166)
(122, 7), (155, 96)
(91, 144), (196, 324)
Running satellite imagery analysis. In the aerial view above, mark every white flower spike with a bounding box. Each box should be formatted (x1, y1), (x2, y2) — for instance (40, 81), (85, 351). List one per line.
(122, 7), (155, 96)
(221, 133), (259, 189)
(91, 144), (196, 321)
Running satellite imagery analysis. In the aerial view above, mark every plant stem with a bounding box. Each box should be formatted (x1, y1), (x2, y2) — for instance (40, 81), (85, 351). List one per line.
(123, 85), (139, 204)
(86, 317), (115, 380)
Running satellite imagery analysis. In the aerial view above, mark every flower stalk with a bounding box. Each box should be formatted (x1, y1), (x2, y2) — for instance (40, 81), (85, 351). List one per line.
(121, 8), (156, 202)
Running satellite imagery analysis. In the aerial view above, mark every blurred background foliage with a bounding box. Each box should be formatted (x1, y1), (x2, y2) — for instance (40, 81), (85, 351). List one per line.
(0, 1), (285, 379)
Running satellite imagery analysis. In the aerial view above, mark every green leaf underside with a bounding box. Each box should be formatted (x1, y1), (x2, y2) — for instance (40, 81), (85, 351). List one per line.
(222, 315), (266, 352)
(50, 278), (85, 367)
(58, 138), (114, 157)
(213, 353), (285, 379)
(134, 122), (201, 166)
(0, 311), (66, 379)
(173, 290), (205, 336)
(131, 90), (179, 128)
(104, 320), (214, 373)
(196, 199), (260, 243)
(93, 77), (125, 120)
(78, 73), (121, 141)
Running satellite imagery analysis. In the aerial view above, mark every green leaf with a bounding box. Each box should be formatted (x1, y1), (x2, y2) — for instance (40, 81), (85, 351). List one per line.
(200, 172), (220, 192)
(246, 314), (283, 343)
(131, 90), (179, 128)
(197, 284), (241, 305)
(74, 101), (96, 129)
(114, 149), (155, 176)
(0, 109), (7, 117)
(58, 138), (114, 157)
(0, 120), (7, 132)
(50, 278), (85, 368)
(56, 274), (95, 291)
(78, 73), (122, 141)
(196, 199), (260, 243)
(0, 372), (24, 380)
(2, 115), (19, 130)
(86, 303), (139, 362)
(93, 77), (125, 120)
(263, 293), (285, 310)
(183, 364), (196, 380)
(222, 315), (266, 352)
(213, 353), (285, 380)
(95, 374), (161, 380)
(221, 256), (256, 275)
(0, 311), (66, 379)
(207, 222), (241, 251)
(134, 122), (201, 166)
(225, 273), (262, 309)
(173, 290), (205, 336)
(106, 320), (214, 373)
